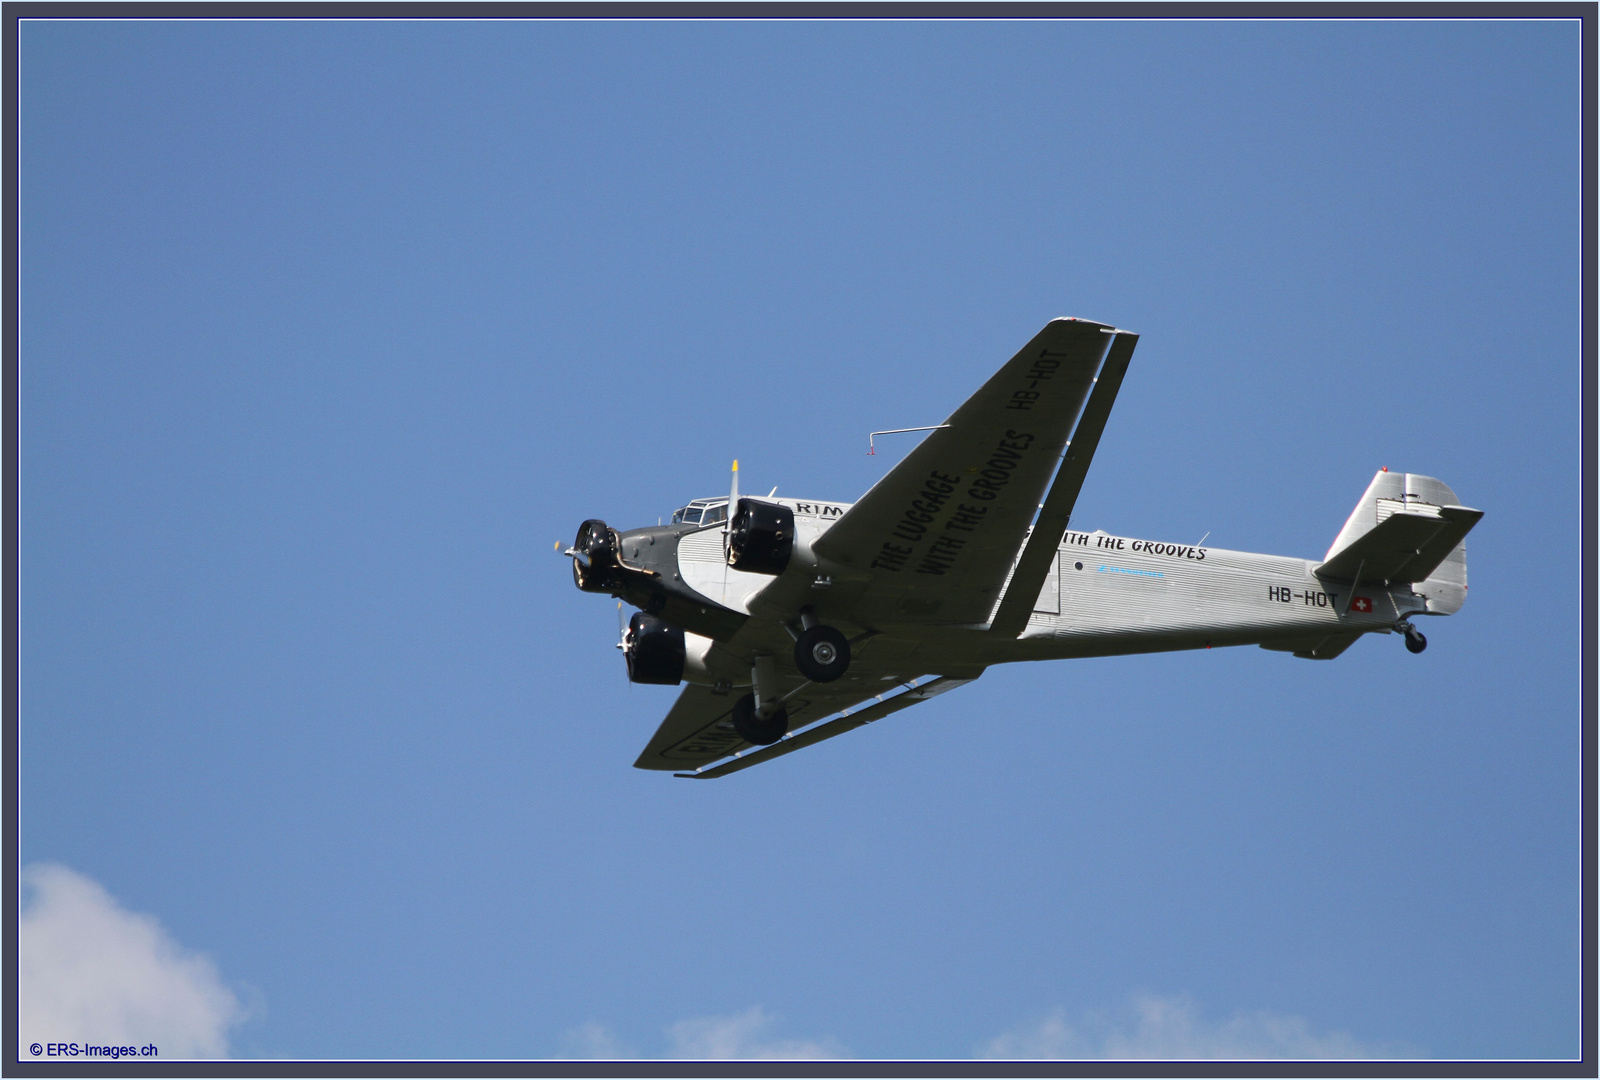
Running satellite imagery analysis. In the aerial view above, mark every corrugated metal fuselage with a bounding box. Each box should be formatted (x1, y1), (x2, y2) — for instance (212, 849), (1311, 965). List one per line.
(664, 498), (1428, 687)
(1012, 529), (1416, 658)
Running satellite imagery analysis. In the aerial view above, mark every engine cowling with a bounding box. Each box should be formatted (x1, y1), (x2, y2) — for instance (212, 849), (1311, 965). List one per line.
(725, 499), (793, 576)
(623, 612), (685, 685)
(571, 518), (619, 592)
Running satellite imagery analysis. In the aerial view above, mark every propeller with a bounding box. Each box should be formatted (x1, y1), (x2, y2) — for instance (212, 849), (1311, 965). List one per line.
(560, 537), (590, 568)
(618, 601), (638, 691)
(721, 459), (738, 604)
(564, 519), (618, 590)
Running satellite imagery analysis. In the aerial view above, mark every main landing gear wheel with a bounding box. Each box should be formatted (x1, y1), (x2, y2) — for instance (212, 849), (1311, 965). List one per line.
(1404, 627), (1428, 654)
(794, 625), (851, 683)
(731, 692), (788, 746)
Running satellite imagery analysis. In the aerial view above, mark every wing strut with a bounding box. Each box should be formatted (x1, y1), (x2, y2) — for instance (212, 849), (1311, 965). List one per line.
(989, 330), (1139, 636)
(675, 674), (979, 779)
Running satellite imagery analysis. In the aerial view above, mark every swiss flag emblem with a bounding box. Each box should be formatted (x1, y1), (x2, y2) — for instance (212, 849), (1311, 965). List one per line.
(1350, 596), (1373, 613)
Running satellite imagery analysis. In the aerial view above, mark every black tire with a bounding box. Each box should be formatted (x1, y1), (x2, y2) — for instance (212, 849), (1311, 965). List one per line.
(1405, 628), (1427, 654)
(794, 625), (850, 683)
(731, 692), (787, 745)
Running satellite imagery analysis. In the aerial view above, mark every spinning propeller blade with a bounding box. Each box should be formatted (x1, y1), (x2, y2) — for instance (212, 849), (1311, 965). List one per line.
(722, 460), (738, 603)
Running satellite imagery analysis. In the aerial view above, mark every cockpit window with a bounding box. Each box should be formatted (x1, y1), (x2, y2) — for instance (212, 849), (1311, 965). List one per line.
(669, 500), (728, 527)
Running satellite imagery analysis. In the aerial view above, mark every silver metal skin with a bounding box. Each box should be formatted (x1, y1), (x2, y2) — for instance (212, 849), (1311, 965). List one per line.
(572, 318), (1481, 777)
(674, 481), (1467, 677)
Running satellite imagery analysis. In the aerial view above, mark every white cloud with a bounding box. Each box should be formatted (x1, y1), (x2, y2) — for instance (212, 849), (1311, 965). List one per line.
(667, 1006), (843, 1059)
(560, 1020), (633, 1059)
(20, 863), (245, 1060)
(982, 994), (1418, 1060)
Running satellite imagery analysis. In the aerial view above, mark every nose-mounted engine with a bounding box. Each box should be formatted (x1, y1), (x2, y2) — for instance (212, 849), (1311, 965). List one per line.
(569, 518), (621, 592)
(565, 516), (750, 643)
(725, 499), (794, 576)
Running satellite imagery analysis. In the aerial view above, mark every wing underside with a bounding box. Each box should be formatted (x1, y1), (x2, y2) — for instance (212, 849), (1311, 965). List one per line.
(629, 318), (1137, 777)
(633, 676), (978, 776)
(813, 318), (1117, 627)
(989, 330), (1138, 635)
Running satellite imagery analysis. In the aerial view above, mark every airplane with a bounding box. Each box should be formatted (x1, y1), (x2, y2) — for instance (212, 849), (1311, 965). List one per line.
(564, 318), (1482, 779)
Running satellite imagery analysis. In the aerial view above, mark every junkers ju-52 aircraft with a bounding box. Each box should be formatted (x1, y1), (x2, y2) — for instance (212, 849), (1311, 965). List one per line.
(566, 318), (1481, 779)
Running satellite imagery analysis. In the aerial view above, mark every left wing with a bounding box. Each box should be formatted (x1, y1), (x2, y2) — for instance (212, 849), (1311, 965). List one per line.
(632, 684), (754, 771)
(813, 318), (1114, 627)
(633, 675), (977, 774)
(676, 675), (979, 779)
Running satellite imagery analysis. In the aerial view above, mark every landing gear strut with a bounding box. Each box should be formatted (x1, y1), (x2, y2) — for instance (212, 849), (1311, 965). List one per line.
(1398, 619), (1427, 654)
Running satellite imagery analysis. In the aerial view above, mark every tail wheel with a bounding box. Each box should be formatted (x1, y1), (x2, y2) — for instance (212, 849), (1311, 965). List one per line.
(1405, 628), (1428, 654)
(794, 625), (850, 683)
(731, 692), (788, 746)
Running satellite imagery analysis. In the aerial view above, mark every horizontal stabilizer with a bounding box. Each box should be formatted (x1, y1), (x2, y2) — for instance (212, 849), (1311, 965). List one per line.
(1316, 504), (1482, 585)
(676, 674), (978, 779)
(1260, 629), (1366, 660)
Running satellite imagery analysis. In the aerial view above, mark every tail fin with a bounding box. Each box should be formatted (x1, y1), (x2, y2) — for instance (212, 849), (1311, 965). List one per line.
(1318, 470), (1482, 615)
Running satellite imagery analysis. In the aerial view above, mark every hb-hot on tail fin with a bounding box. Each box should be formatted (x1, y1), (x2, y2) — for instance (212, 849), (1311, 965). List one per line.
(1317, 470), (1483, 615)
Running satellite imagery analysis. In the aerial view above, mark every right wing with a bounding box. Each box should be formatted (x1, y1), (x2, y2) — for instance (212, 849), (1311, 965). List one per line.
(813, 318), (1115, 627)
(989, 330), (1137, 635)
(632, 675), (977, 773)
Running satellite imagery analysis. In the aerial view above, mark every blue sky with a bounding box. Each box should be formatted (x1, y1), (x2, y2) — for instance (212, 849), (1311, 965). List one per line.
(18, 17), (1580, 1060)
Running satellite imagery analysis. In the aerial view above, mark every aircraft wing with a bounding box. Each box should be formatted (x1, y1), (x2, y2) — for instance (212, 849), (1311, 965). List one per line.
(813, 318), (1121, 627)
(989, 330), (1137, 635)
(633, 675), (978, 774)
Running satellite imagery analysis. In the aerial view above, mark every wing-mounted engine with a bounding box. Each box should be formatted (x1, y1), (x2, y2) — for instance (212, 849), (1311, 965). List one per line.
(623, 612), (685, 685)
(725, 499), (794, 575)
